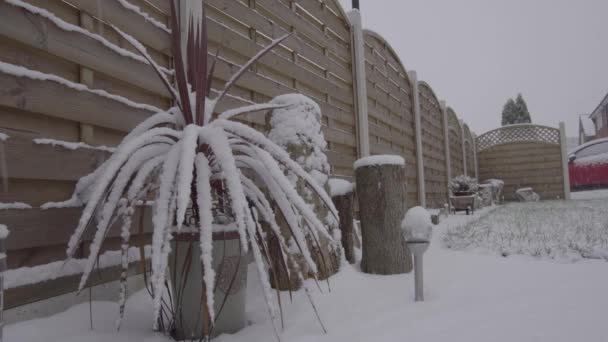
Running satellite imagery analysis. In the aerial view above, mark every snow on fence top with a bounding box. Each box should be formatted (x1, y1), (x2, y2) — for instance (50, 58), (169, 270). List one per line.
(476, 124), (560, 152)
(328, 178), (353, 197)
(0, 224), (9, 239)
(354, 155), (405, 169)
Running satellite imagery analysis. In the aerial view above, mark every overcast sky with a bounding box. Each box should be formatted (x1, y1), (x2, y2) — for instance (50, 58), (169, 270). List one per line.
(337, 0), (608, 137)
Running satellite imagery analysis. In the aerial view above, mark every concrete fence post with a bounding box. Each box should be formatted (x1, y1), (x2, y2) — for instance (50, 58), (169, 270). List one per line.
(559, 122), (571, 200)
(408, 71), (426, 207)
(440, 101), (451, 202)
(347, 9), (370, 158)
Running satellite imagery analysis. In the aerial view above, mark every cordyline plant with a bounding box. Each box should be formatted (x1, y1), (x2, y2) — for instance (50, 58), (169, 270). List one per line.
(60, 0), (338, 340)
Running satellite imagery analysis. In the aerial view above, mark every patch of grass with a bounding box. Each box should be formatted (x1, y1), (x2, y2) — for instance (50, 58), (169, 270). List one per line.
(443, 200), (608, 261)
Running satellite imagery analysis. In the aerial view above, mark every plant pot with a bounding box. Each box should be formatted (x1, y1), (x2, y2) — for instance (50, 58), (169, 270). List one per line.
(453, 191), (474, 196)
(168, 226), (248, 340)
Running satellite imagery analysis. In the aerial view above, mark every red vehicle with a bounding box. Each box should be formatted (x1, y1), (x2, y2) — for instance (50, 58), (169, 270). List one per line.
(568, 138), (608, 190)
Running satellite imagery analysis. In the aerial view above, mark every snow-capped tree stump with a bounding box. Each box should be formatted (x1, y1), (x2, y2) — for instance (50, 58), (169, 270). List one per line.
(329, 179), (356, 264)
(355, 155), (412, 274)
(0, 225), (8, 341)
(266, 94), (341, 290)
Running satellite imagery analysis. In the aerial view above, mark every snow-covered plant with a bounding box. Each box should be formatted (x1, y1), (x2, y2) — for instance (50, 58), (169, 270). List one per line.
(60, 1), (337, 340)
(449, 175), (479, 194)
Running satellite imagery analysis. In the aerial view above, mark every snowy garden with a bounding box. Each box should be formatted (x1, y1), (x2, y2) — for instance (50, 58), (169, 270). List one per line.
(6, 192), (608, 342)
(1, 0), (607, 342)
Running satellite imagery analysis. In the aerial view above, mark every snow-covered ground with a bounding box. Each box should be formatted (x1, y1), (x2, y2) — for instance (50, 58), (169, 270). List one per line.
(443, 199), (608, 260)
(6, 195), (608, 342)
(571, 188), (608, 200)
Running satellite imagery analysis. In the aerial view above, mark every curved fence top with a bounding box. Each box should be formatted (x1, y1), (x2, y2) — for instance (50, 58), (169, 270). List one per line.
(476, 124), (560, 152)
(363, 29), (413, 86)
(463, 123), (473, 143)
(447, 107), (461, 133)
(418, 81), (441, 107)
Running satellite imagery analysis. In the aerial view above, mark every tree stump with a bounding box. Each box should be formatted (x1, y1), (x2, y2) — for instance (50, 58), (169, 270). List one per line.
(355, 155), (412, 274)
(329, 179), (356, 264)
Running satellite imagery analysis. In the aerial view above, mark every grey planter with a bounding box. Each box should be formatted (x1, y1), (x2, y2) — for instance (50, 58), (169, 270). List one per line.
(169, 229), (248, 340)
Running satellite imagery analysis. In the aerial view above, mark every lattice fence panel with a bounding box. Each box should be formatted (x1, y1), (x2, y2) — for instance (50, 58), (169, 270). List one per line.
(476, 124), (560, 152)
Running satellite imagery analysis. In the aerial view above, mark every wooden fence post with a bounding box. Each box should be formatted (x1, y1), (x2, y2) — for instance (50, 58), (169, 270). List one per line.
(347, 9), (370, 158)
(441, 101), (452, 200)
(559, 122), (571, 200)
(355, 155), (412, 275)
(408, 71), (426, 207)
(78, 11), (96, 144)
(0, 225), (8, 342)
(331, 182), (356, 264)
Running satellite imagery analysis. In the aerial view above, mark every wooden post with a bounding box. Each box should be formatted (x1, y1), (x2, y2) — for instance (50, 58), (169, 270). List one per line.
(347, 9), (370, 158)
(559, 122), (571, 200)
(441, 101), (451, 202)
(355, 155), (412, 274)
(409, 71), (426, 207)
(0, 225), (8, 342)
(78, 12), (95, 144)
(331, 182), (356, 264)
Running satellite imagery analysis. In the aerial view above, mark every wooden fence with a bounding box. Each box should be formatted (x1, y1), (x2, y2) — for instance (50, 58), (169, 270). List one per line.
(476, 124), (569, 201)
(0, 0), (478, 310)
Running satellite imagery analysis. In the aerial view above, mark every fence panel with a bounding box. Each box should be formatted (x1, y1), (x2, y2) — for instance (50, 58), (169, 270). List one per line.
(447, 107), (464, 177)
(418, 82), (447, 207)
(363, 30), (418, 207)
(476, 124), (566, 201)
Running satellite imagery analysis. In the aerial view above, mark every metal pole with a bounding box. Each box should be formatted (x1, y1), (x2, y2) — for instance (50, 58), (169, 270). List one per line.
(413, 253), (424, 301)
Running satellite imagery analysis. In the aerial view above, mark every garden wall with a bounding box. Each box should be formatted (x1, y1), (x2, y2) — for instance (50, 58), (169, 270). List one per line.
(476, 124), (568, 201)
(0, 0), (477, 310)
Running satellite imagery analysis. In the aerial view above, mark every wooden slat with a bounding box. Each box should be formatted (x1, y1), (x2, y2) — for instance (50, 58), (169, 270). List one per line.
(5, 260), (148, 309)
(206, 0), (352, 83)
(4, 207), (153, 251)
(1, 132), (109, 182)
(64, 0), (171, 54)
(0, 2), (170, 98)
(0, 72), (153, 132)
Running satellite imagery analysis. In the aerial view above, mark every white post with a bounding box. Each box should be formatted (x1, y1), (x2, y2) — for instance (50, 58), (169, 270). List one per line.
(441, 101), (451, 201)
(348, 10), (370, 158)
(559, 122), (571, 200)
(409, 71), (426, 207)
(460, 119), (467, 176)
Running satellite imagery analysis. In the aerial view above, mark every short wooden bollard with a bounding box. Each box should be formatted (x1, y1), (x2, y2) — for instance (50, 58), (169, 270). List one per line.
(354, 155), (412, 274)
(0, 224), (8, 342)
(329, 179), (356, 264)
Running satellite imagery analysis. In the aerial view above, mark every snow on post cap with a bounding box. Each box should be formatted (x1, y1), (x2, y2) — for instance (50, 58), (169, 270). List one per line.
(328, 178), (354, 197)
(0, 224), (9, 239)
(354, 155), (405, 169)
(401, 206), (432, 242)
(0, 132), (9, 141)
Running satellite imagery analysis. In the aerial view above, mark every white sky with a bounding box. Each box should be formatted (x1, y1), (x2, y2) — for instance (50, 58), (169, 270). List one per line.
(337, 0), (608, 137)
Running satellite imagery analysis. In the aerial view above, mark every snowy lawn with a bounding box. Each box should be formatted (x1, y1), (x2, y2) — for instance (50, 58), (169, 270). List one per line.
(6, 200), (608, 342)
(443, 199), (608, 261)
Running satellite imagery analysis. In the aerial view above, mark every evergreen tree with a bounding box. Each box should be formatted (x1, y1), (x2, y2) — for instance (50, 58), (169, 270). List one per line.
(514, 93), (531, 123)
(501, 98), (517, 126)
(501, 94), (532, 125)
